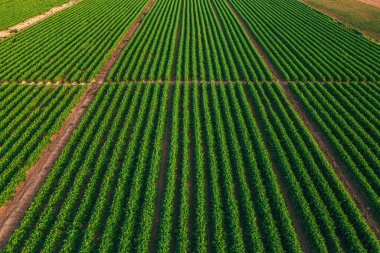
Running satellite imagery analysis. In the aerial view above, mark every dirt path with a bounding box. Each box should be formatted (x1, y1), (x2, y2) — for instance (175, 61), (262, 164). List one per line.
(0, 0), (81, 40)
(358, 0), (380, 9)
(170, 1), (183, 81)
(223, 0), (283, 82)
(242, 87), (313, 252)
(224, 0), (380, 239)
(149, 85), (173, 252)
(94, 0), (156, 84)
(280, 83), (380, 239)
(0, 85), (99, 249)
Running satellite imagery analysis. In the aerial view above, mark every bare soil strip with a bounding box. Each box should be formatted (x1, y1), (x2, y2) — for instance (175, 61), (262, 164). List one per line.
(94, 0), (156, 84)
(2, 80), (379, 86)
(223, 0), (283, 82)
(0, 0), (81, 40)
(149, 85), (173, 252)
(0, 85), (99, 249)
(171, 2), (183, 81)
(280, 83), (380, 239)
(359, 0), (380, 9)
(242, 87), (313, 252)
(224, 0), (380, 238)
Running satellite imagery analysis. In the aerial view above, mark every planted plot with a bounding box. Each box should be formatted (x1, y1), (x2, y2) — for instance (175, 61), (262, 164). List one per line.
(227, 0), (380, 81)
(290, 82), (380, 218)
(0, 0), (149, 83)
(247, 82), (379, 252)
(0, 0), (68, 30)
(0, 84), (84, 205)
(107, 0), (271, 82)
(3, 83), (378, 252)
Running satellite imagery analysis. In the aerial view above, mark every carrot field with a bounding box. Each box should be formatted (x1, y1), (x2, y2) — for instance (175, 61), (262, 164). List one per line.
(0, 0), (379, 252)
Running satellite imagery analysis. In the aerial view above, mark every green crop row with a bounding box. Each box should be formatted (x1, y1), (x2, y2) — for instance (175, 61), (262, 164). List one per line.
(228, 0), (380, 81)
(0, 0), (68, 30)
(0, 84), (84, 206)
(3, 83), (379, 252)
(107, 0), (271, 82)
(290, 82), (380, 219)
(0, 0), (149, 83)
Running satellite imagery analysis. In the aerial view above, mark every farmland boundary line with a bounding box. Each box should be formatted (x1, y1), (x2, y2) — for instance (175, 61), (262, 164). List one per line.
(2, 80), (379, 86)
(171, 0), (183, 81)
(94, 0), (157, 84)
(0, 85), (99, 249)
(280, 82), (380, 239)
(222, 0), (284, 82)
(242, 87), (313, 252)
(149, 85), (173, 251)
(0, 0), (82, 40)
(223, 0), (380, 236)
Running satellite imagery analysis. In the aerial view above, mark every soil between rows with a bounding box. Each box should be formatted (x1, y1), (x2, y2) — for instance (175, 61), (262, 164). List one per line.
(0, 85), (99, 248)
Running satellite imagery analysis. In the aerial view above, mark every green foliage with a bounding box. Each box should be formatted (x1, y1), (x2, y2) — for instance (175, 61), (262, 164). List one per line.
(0, 0), (149, 83)
(0, 0), (68, 30)
(107, 0), (271, 82)
(4, 83), (379, 253)
(0, 84), (84, 206)
(228, 0), (380, 81)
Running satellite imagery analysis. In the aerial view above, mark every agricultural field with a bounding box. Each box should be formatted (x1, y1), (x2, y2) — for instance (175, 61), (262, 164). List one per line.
(0, 0), (379, 252)
(0, 85), (84, 205)
(301, 0), (380, 41)
(228, 0), (380, 81)
(0, 0), (69, 30)
(108, 0), (271, 82)
(0, 0), (149, 83)
(290, 82), (380, 217)
(2, 83), (379, 252)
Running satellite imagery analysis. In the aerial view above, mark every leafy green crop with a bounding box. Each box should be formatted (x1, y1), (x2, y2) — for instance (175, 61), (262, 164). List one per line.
(107, 0), (271, 82)
(228, 0), (380, 81)
(0, 84), (84, 206)
(0, 0), (149, 83)
(4, 83), (378, 252)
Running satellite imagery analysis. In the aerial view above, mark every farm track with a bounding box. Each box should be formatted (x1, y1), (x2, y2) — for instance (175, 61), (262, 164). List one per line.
(242, 87), (314, 252)
(149, 85), (173, 252)
(280, 82), (380, 239)
(223, 0), (380, 240)
(0, 85), (99, 248)
(0, 0), (379, 249)
(1, 80), (379, 86)
(171, 0), (183, 81)
(222, 0), (283, 82)
(0, 1), (160, 248)
(0, 0), (81, 40)
(94, 0), (157, 84)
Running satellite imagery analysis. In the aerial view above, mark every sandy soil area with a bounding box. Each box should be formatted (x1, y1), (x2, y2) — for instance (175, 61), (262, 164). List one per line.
(0, 0), (81, 39)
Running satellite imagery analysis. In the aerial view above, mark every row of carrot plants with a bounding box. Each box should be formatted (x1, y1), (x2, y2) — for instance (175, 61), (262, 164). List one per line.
(228, 0), (380, 81)
(290, 82), (380, 218)
(4, 83), (378, 252)
(0, 0), (149, 83)
(248, 82), (379, 252)
(0, 84), (84, 206)
(0, 0), (68, 30)
(107, 0), (271, 82)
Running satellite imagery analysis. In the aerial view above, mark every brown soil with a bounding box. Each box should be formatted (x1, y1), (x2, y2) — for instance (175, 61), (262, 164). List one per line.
(94, 0), (156, 84)
(170, 2), (183, 81)
(359, 0), (380, 9)
(223, 0), (284, 82)
(149, 85), (173, 252)
(0, 85), (99, 249)
(0, 0), (81, 40)
(187, 88), (196, 252)
(242, 87), (313, 252)
(224, 0), (380, 238)
(280, 83), (380, 239)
